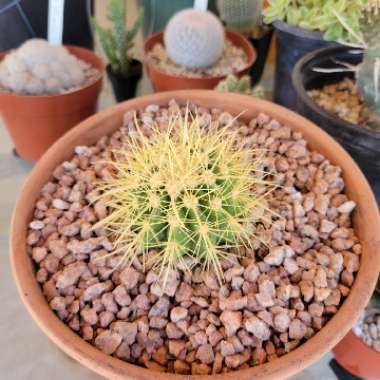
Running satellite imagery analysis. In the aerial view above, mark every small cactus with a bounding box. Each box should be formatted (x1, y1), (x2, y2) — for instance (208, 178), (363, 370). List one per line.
(95, 110), (272, 283)
(164, 9), (225, 69)
(357, 2), (380, 126)
(92, 0), (143, 77)
(215, 74), (265, 98)
(0, 39), (90, 95)
(217, 0), (263, 33)
(215, 74), (252, 94)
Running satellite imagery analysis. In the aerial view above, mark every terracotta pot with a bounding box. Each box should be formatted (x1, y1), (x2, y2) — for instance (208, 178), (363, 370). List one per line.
(0, 45), (104, 161)
(333, 330), (380, 379)
(144, 30), (256, 91)
(10, 91), (380, 379)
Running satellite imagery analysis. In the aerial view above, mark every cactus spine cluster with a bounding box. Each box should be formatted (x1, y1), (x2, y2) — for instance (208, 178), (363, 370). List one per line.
(164, 9), (225, 69)
(95, 111), (271, 283)
(92, 0), (143, 76)
(357, 2), (380, 126)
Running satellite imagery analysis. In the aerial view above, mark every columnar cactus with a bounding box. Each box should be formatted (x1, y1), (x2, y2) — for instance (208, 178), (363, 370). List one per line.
(357, 2), (380, 126)
(217, 0), (263, 33)
(92, 0), (143, 77)
(95, 111), (271, 283)
(164, 9), (225, 69)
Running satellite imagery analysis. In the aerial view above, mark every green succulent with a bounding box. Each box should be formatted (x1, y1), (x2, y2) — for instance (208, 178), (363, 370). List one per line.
(215, 74), (265, 98)
(263, 0), (365, 44)
(92, 0), (144, 77)
(357, 2), (380, 127)
(215, 74), (252, 94)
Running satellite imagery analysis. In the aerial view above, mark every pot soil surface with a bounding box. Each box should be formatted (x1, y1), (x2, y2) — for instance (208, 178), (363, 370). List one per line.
(147, 39), (248, 78)
(26, 100), (361, 375)
(308, 78), (376, 131)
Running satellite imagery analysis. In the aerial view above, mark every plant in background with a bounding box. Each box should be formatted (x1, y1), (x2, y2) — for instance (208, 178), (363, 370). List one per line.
(0, 39), (92, 95)
(164, 9), (225, 69)
(95, 110), (272, 284)
(313, 1), (380, 128)
(92, 0), (143, 77)
(356, 3), (380, 127)
(215, 74), (265, 98)
(263, 0), (365, 44)
(217, 0), (263, 34)
(216, 74), (252, 94)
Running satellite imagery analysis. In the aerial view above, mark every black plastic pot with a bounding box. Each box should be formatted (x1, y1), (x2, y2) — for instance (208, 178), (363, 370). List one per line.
(106, 60), (143, 103)
(249, 26), (273, 86)
(292, 45), (380, 201)
(273, 20), (336, 111)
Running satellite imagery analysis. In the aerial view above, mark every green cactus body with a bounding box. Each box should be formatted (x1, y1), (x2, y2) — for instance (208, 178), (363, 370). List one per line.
(96, 111), (271, 282)
(217, 0), (263, 33)
(357, 48), (380, 120)
(357, 3), (380, 127)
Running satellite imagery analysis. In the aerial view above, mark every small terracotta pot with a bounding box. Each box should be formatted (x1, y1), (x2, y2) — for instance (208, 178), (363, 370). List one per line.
(333, 330), (380, 379)
(10, 91), (380, 379)
(0, 45), (104, 161)
(144, 30), (256, 91)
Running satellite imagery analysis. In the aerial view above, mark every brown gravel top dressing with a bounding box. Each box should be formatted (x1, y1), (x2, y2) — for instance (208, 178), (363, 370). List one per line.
(308, 78), (377, 131)
(26, 100), (361, 375)
(147, 40), (248, 78)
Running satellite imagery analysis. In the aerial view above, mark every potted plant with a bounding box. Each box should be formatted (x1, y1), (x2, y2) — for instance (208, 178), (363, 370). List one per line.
(215, 73), (265, 97)
(0, 38), (103, 161)
(217, 0), (273, 86)
(144, 9), (256, 91)
(10, 90), (380, 378)
(333, 278), (380, 379)
(92, 0), (144, 102)
(292, 5), (380, 201)
(263, 0), (364, 110)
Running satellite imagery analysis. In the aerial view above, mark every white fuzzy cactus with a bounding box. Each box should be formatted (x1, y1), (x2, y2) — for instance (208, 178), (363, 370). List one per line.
(0, 39), (91, 95)
(164, 9), (225, 69)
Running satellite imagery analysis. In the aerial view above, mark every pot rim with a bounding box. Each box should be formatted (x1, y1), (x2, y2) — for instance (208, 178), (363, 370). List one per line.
(143, 29), (256, 81)
(10, 91), (380, 380)
(272, 20), (326, 41)
(0, 45), (104, 99)
(292, 45), (380, 142)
